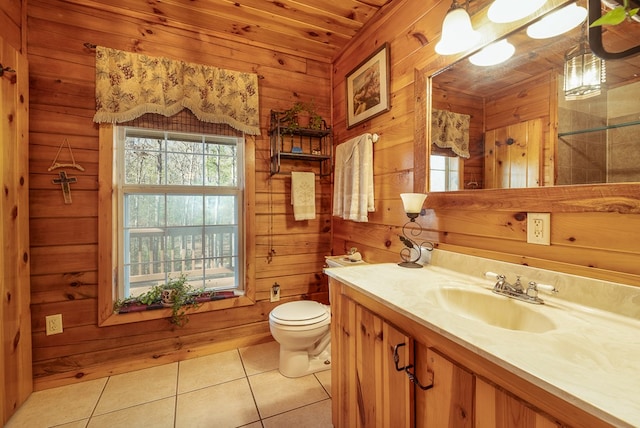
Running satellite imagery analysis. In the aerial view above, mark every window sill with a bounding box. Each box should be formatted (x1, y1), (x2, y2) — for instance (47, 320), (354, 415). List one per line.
(98, 294), (255, 327)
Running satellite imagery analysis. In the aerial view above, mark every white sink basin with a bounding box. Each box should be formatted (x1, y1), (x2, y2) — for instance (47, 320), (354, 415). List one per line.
(427, 287), (557, 333)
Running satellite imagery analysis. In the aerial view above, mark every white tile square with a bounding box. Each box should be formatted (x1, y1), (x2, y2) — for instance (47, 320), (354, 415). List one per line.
(5, 378), (106, 428)
(178, 349), (245, 394)
(176, 378), (260, 428)
(93, 363), (178, 415)
(249, 370), (329, 419)
(239, 341), (279, 375)
(314, 370), (332, 397)
(87, 397), (175, 428)
(262, 399), (332, 428)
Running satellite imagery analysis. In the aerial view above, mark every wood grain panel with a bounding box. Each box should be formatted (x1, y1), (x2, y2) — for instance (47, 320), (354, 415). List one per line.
(27, 0), (333, 389)
(476, 378), (560, 428)
(1, 33), (32, 424)
(332, 0), (640, 317)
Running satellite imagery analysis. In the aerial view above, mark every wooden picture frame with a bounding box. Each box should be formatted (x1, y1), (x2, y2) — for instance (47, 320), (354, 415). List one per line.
(346, 43), (391, 129)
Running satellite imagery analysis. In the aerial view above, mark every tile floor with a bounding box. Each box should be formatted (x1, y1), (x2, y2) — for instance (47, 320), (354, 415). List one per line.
(5, 341), (333, 428)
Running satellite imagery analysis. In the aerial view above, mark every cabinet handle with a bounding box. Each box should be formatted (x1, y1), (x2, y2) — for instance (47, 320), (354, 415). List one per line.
(393, 343), (434, 391)
(393, 343), (410, 372)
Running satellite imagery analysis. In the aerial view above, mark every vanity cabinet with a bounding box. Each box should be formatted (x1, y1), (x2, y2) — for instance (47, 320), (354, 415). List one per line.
(414, 344), (473, 427)
(331, 286), (413, 427)
(330, 277), (580, 428)
(475, 379), (560, 428)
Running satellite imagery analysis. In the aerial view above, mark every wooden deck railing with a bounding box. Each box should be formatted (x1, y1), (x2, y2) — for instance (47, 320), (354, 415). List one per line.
(125, 226), (237, 294)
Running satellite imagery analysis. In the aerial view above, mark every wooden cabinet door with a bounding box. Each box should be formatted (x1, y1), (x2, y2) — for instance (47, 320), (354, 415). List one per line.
(331, 282), (358, 428)
(354, 304), (413, 428)
(415, 344), (474, 427)
(475, 378), (562, 428)
(330, 286), (412, 428)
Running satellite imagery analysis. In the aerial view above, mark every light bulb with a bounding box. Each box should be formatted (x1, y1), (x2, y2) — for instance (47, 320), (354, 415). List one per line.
(526, 3), (587, 39)
(435, 7), (481, 55)
(488, 0), (547, 23)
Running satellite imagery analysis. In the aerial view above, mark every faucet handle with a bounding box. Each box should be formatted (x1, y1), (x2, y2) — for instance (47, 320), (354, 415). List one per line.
(484, 271), (502, 280)
(528, 281), (558, 295)
(536, 282), (558, 294)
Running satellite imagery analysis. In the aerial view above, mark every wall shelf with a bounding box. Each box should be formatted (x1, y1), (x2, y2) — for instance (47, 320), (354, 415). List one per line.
(269, 110), (333, 176)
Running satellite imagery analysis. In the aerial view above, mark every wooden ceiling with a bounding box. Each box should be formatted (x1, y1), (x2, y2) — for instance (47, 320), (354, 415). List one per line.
(62, 0), (640, 74)
(63, 0), (397, 61)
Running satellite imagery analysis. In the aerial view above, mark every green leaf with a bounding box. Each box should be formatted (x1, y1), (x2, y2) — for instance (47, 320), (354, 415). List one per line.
(590, 6), (628, 27)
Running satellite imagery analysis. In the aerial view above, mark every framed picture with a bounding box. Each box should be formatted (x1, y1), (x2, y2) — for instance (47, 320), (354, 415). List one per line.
(346, 43), (390, 129)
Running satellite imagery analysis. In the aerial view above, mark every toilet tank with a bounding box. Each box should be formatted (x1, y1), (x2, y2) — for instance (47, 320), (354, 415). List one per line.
(324, 255), (367, 268)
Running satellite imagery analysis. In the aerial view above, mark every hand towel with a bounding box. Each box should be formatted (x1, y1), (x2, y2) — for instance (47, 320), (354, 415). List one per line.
(291, 171), (316, 221)
(333, 133), (375, 222)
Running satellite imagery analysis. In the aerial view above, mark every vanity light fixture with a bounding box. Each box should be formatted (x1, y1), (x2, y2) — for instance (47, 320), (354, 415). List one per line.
(469, 39), (516, 66)
(564, 26), (606, 100)
(526, 2), (587, 39)
(488, 0), (547, 23)
(435, 0), (481, 55)
(398, 193), (434, 268)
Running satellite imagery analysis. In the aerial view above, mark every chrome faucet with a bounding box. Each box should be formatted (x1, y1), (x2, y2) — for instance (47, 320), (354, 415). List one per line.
(485, 272), (558, 305)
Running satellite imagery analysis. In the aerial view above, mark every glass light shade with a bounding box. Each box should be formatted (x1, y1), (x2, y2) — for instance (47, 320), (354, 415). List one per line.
(526, 3), (587, 39)
(435, 7), (481, 55)
(400, 193), (428, 214)
(564, 41), (606, 100)
(488, 0), (547, 23)
(469, 39), (515, 66)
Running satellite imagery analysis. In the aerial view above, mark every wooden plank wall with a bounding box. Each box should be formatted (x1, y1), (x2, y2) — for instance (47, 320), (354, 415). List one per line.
(27, 0), (332, 389)
(331, 0), (640, 286)
(1, 1), (33, 423)
(432, 86), (484, 189)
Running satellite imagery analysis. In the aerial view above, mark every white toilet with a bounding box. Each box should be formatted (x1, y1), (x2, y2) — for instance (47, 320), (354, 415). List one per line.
(268, 253), (366, 378)
(269, 300), (332, 378)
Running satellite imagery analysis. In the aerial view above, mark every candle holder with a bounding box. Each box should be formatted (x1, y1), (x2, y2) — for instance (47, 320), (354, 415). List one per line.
(398, 193), (434, 268)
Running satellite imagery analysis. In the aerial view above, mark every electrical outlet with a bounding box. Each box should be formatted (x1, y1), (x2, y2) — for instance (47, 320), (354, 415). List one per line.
(527, 213), (551, 245)
(270, 283), (280, 302)
(45, 314), (63, 335)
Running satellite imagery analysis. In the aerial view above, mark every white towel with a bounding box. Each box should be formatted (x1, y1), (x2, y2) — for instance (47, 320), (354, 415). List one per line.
(291, 172), (316, 221)
(333, 133), (375, 222)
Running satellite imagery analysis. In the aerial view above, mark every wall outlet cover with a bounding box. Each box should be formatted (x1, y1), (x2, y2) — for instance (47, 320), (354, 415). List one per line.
(270, 283), (280, 302)
(45, 314), (64, 335)
(527, 213), (551, 245)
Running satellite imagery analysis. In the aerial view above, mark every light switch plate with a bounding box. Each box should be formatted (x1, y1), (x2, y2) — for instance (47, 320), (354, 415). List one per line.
(527, 213), (551, 245)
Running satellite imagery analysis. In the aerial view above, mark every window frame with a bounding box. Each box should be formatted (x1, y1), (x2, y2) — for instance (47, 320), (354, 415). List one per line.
(429, 154), (464, 192)
(98, 124), (256, 327)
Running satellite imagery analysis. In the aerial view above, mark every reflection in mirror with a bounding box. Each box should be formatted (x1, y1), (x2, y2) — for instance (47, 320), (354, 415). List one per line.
(429, 0), (640, 191)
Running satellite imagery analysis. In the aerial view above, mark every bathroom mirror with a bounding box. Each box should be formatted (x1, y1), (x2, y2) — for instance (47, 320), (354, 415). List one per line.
(427, 0), (640, 191)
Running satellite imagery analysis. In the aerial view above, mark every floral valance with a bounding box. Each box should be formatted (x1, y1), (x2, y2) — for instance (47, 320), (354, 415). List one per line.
(93, 46), (260, 135)
(431, 109), (470, 158)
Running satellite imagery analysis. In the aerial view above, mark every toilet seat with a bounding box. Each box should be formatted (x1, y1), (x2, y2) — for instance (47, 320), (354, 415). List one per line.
(270, 301), (329, 326)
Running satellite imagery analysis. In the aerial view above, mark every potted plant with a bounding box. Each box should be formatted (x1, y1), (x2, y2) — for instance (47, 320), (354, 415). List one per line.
(281, 100), (324, 132)
(590, 0), (638, 27)
(114, 273), (202, 326)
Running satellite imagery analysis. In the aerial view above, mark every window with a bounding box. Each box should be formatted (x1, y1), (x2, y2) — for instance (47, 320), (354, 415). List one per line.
(429, 155), (461, 191)
(116, 127), (244, 301)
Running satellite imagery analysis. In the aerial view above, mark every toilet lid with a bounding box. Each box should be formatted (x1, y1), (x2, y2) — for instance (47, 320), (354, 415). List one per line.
(270, 301), (329, 326)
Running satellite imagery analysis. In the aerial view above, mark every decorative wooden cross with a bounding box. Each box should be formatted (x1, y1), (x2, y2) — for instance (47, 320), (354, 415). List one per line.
(52, 171), (77, 204)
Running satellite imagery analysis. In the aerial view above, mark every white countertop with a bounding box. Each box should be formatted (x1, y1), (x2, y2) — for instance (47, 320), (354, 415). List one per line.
(324, 252), (640, 427)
